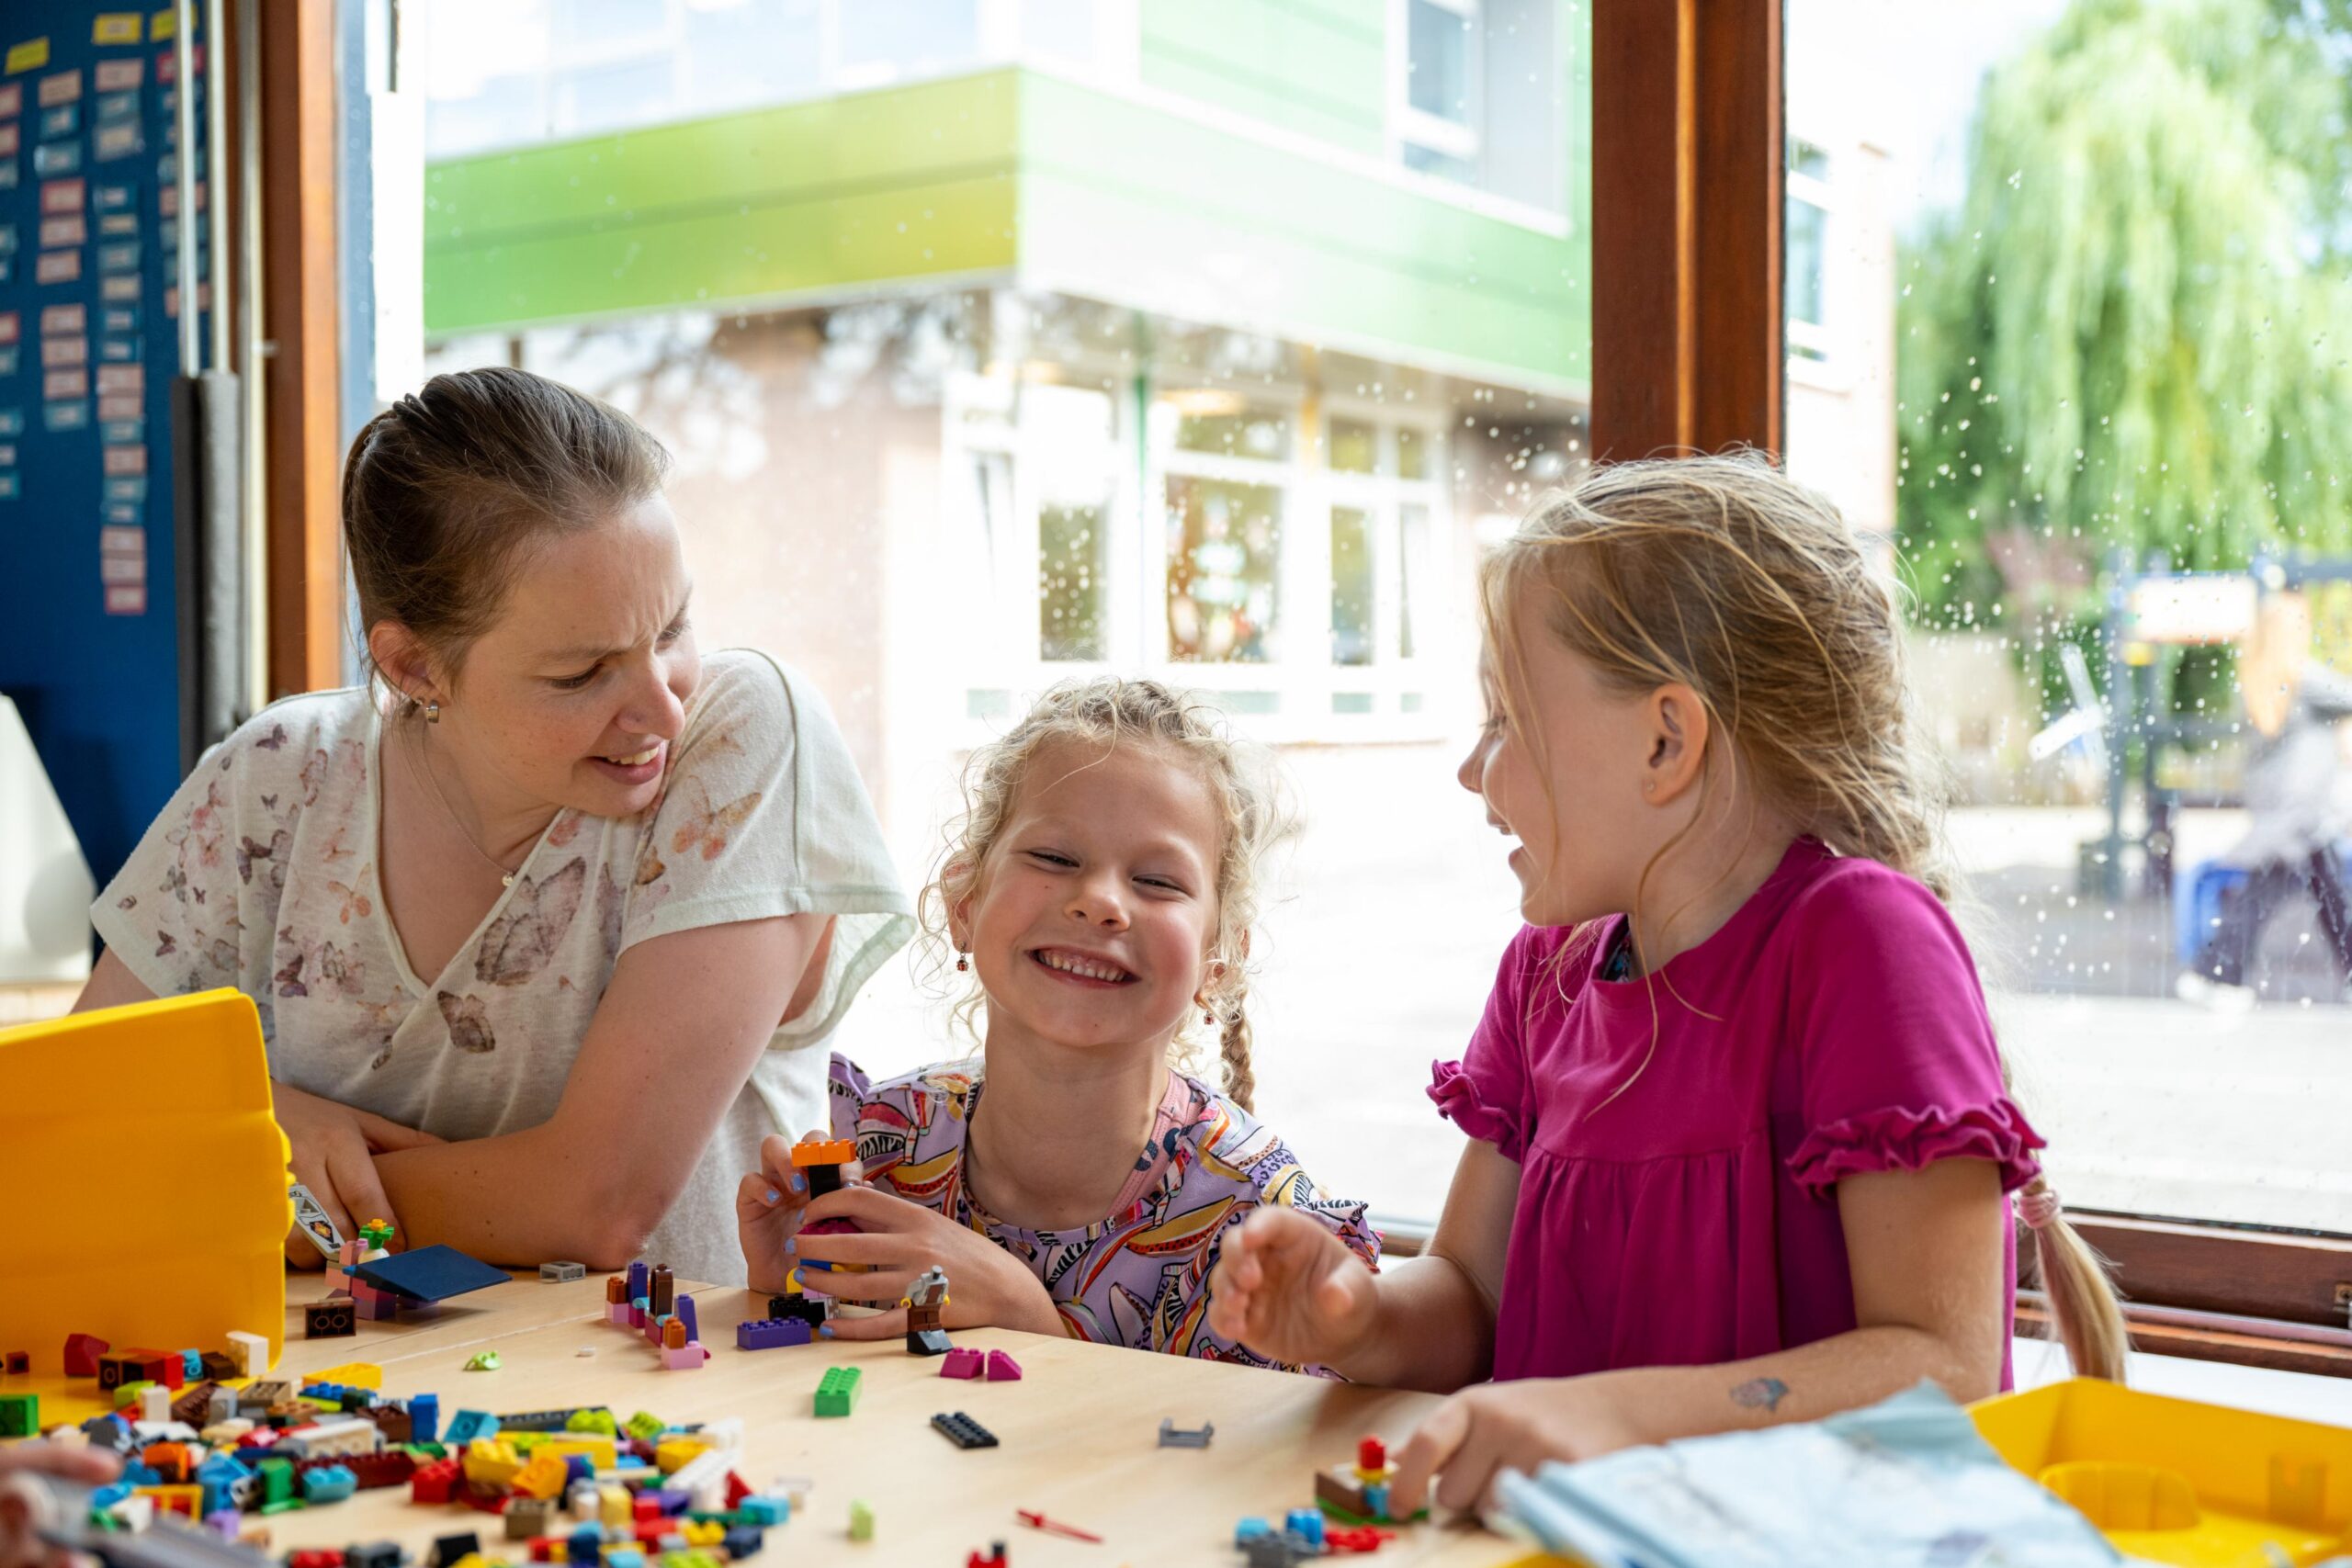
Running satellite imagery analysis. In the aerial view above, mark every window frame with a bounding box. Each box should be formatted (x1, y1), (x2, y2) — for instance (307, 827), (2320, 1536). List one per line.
(1390, 0), (1485, 170)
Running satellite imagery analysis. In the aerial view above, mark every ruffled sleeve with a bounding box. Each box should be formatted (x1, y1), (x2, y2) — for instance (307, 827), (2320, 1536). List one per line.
(1428, 924), (1565, 1164)
(1781, 864), (2044, 1198)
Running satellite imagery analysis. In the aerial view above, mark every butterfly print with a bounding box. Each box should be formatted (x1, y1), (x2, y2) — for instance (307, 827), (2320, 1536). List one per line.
(667, 778), (762, 863)
(117, 896), (136, 910)
(254, 723), (289, 751)
(238, 829), (292, 893)
(155, 932), (176, 957)
(327, 866), (375, 925)
(276, 952), (309, 998)
(595, 864), (623, 954)
(437, 990), (496, 1054)
(476, 857), (586, 987)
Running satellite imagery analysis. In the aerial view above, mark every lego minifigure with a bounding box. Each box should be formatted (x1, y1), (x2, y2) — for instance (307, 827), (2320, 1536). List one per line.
(902, 1266), (953, 1357)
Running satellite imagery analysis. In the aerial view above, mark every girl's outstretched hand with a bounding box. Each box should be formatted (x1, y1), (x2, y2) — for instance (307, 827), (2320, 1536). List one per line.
(1388, 1374), (1646, 1517)
(1205, 1205), (1379, 1367)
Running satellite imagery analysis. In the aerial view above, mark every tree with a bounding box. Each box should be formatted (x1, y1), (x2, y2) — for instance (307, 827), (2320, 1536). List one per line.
(1896, 0), (2352, 625)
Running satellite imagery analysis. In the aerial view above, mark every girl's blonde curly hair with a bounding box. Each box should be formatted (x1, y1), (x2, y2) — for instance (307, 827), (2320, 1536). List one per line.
(1482, 449), (2128, 1384)
(917, 676), (1293, 1111)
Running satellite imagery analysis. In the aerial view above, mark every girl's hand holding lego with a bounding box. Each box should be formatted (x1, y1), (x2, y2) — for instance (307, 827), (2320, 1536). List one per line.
(272, 1079), (443, 1267)
(733, 1130), (836, 1295)
(1387, 1374), (1646, 1517)
(1204, 1205), (1380, 1367)
(782, 1182), (1065, 1339)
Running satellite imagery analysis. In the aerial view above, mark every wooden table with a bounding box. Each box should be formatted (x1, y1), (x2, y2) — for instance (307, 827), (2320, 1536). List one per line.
(262, 1271), (1545, 1567)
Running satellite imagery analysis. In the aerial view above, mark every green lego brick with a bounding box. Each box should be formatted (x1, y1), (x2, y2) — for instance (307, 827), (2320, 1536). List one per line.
(565, 1408), (617, 1435)
(813, 1366), (861, 1418)
(110, 1381), (153, 1410)
(0, 1393), (38, 1437)
(259, 1458), (294, 1505)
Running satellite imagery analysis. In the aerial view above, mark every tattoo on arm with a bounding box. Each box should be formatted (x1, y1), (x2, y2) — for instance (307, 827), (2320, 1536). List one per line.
(1729, 1376), (1789, 1414)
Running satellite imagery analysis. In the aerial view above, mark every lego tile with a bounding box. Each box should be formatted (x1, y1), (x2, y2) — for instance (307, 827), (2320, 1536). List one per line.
(812, 1367), (861, 1419)
(931, 1412), (999, 1450)
(538, 1261), (587, 1282)
(346, 1245), (508, 1303)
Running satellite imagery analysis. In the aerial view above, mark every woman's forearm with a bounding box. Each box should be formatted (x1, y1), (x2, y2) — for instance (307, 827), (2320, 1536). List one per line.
(1329, 1253), (1498, 1392)
(374, 1125), (659, 1269)
(1592, 1323), (1997, 1449)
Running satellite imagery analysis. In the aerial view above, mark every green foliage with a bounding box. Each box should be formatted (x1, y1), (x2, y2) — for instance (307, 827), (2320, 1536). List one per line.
(1897, 0), (2352, 620)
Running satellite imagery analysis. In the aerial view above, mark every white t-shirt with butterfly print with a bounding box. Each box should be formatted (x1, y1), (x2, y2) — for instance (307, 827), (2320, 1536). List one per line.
(93, 649), (915, 1283)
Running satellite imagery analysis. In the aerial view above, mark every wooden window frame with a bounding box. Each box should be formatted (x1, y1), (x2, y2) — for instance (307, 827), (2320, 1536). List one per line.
(1587, 0), (2348, 1380)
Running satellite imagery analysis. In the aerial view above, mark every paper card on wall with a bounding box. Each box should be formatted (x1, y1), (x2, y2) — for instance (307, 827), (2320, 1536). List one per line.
(94, 60), (141, 92)
(93, 181), (126, 210)
(42, 399), (85, 430)
(102, 475), (143, 502)
(99, 420), (139, 444)
(40, 175), (81, 212)
(0, 444), (15, 466)
(94, 122), (137, 161)
(156, 180), (175, 216)
(40, 104), (76, 138)
(103, 501), (137, 525)
(96, 241), (134, 273)
(96, 212), (135, 237)
(157, 217), (175, 252)
(96, 392), (139, 420)
(0, 83), (21, 115)
(0, 313), (18, 345)
(99, 273), (135, 301)
(40, 335), (85, 367)
(4, 42), (50, 78)
(99, 307), (135, 334)
(105, 583), (145, 615)
(43, 367), (86, 400)
(100, 442), (142, 475)
(33, 141), (81, 176)
(0, 473), (17, 499)
(97, 337), (137, 363)
(34, 248), (78, 284)
(94, 365), (140, 395)
(0, 347), (17, 377)
(0, 409), (21, 435)
(38, 213), (83, 248)
(37, 70), (80, 106)
(0, 162), (18, 190)
(93, 14), (143, 46)
(100, 525), (141, 554)
(96, 89), (134, 123)
(40, 304), (81, 334)
(0, 123), (17, 155)
(99, 551), (142, 583)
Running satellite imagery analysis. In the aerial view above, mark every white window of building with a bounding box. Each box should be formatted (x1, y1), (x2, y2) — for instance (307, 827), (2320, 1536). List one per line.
(1396, 0), (1482, 184)
(1786, 137), (1834, 363)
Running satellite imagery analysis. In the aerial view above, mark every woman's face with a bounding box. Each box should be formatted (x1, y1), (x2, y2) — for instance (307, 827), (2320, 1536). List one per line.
(431, 494), (702, 820)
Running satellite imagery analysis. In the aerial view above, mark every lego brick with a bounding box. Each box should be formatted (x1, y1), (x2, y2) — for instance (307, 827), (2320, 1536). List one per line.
(432, 1531), (481, 1568)
(410, 1393), (441, 1444)
(308, 1361), (383, 1390)
(538, 1262), (587, 1282)
(347, 1544), (403, 1568)
(348, 1245), (508, 1303)
(764, 1293), (828, 1329)
(198, 1351), (239, 1382)
(983, 1349), (1022, 1382)
(733, 1319), (810, 1352)
(301, 1465), (357, 1504)
(658, 1342), (707, 1371)
(847, 1501), (874, 1542)
(938, 1348), (983, 1379)
(1159, 1418), (1215, 1449)
(906, 1327), (954, 1357)
(789, 1135), (854, 1167)
(140, 1386), (173, 1423)
(442, 1410), (499, 1445)
(223, 1330), (267, 1379)
(812, 1367), (861, 1419)
(931, 1412), (998, 1450)
(506, 1497), (557, 1540)
(304, 1297), (357, 1339)
(3, 1350), (28, 1375)
(412, 1458), (462, 1506)
(63, 1333), (109, 1377)
(0, 1392), (37, 1437)
(496, 1407), (592, 1434)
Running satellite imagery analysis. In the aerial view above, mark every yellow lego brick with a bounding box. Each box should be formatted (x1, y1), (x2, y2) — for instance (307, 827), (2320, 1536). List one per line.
(304, 1362), (382, 1390)
(653, 1437), (713, 1475)
(461, 1439), (525, 1489)
(542, 1435), (617, 1469)
(512, 1451), (570, 1501)
(598, 1486), (630, 1529)
(681, 1521), (724, 1549)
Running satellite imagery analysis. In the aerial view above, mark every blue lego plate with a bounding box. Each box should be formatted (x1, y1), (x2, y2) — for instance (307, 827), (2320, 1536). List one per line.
(347, 1245), (509, 1303)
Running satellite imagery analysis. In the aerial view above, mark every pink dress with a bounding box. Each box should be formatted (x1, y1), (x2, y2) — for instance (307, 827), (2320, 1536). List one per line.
(1430, 838), (2042, 1386)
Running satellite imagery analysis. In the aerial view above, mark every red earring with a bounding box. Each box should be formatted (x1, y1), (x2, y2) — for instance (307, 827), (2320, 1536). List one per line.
(956, 952), (969, 972)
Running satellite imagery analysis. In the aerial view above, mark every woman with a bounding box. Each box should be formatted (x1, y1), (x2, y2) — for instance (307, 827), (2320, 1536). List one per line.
(77, 367), (913, 1282)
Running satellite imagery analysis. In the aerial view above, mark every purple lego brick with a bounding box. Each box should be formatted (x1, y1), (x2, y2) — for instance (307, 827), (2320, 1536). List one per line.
(676, 1294), (697, 1344)
(939, 1348), (983, 1380)
(735, 1318), (812, 1351)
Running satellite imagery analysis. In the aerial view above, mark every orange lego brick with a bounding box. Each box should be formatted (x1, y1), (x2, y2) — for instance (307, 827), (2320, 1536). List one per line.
(790, 1135), (854, 1167)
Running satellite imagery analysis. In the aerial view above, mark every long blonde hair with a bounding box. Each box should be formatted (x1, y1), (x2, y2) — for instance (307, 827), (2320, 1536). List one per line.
(1480, 450), (2129, 1383)
(919, 677), (1292, 1111)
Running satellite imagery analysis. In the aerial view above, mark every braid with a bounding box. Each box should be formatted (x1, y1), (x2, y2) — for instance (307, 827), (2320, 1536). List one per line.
(1216, 990), (1256, 1113)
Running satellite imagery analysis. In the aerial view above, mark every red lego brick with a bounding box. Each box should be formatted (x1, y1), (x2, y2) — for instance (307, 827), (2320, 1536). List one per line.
(410, 1458), (461, 1506)
(724, 1472), (751, 1508)
(62, 1334), (108, 1377)
(633, 1496), (661, 1524)
(1357, 1436), (1386, 1473)
(288, 1551), (345, 1568)
(3, 1351), (28, 1375)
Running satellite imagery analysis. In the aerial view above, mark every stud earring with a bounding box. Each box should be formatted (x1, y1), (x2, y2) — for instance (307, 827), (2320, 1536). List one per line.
(424, 700), (441, 724)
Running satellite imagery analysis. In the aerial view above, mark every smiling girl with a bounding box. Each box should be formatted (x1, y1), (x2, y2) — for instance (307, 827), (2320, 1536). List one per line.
(736, 677), (1378, 1365)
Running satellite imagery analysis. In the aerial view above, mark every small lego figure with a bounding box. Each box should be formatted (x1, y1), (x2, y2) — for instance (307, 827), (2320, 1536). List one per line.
(902, 1266), (953, 1356)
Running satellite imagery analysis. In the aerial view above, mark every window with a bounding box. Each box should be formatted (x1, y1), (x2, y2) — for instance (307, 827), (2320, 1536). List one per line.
(413, 2), (1590, 1222)
(1785, 0), (2352, 1245)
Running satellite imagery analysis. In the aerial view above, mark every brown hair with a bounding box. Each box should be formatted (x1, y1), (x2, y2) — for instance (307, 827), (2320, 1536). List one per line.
(344, 366), (672, 693)
(1480, 449), (2129, 1383)
(919, 677), (1292, 1111)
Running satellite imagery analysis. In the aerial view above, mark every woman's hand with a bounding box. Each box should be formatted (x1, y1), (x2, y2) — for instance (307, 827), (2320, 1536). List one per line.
(1389, 1374), (1647, 1517)
(1204, 1205), (1380, 1367)
(0, 1442), (123, 1568)
(271, 1080), (443, 1266)
(747, 1179), (1064, 1340)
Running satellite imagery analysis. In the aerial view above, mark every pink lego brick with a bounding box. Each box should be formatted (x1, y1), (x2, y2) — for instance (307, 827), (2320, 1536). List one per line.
(984, 1349), (1023, 1382)
(659, 1342), (707, 1371)
(938, 1348), (983, 1380)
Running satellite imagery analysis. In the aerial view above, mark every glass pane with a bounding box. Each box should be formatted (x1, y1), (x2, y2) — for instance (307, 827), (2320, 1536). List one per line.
(839, 0), (982, 73)
(1330, 505), (1375, 666)
(1408, 0), (1476, 123)
(1396, 426), (1428, 481)
(1399, 502), (1430, 659)
(1039, 503), (1107, 661)
(1329, 417), (1378, 474)
(1786, 0), (2352, 1235)
(1166, 477), (1283, 663)
(1172, 399), (1293, 461)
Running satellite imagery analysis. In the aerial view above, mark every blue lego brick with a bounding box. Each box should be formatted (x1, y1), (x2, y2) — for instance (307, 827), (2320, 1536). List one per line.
(409, 1393), (439, 1444)
(441, 1410), (499, 1445)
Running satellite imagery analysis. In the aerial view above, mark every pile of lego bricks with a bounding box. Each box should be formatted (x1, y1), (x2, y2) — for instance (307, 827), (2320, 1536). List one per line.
(6, 1354), (801, 1568)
